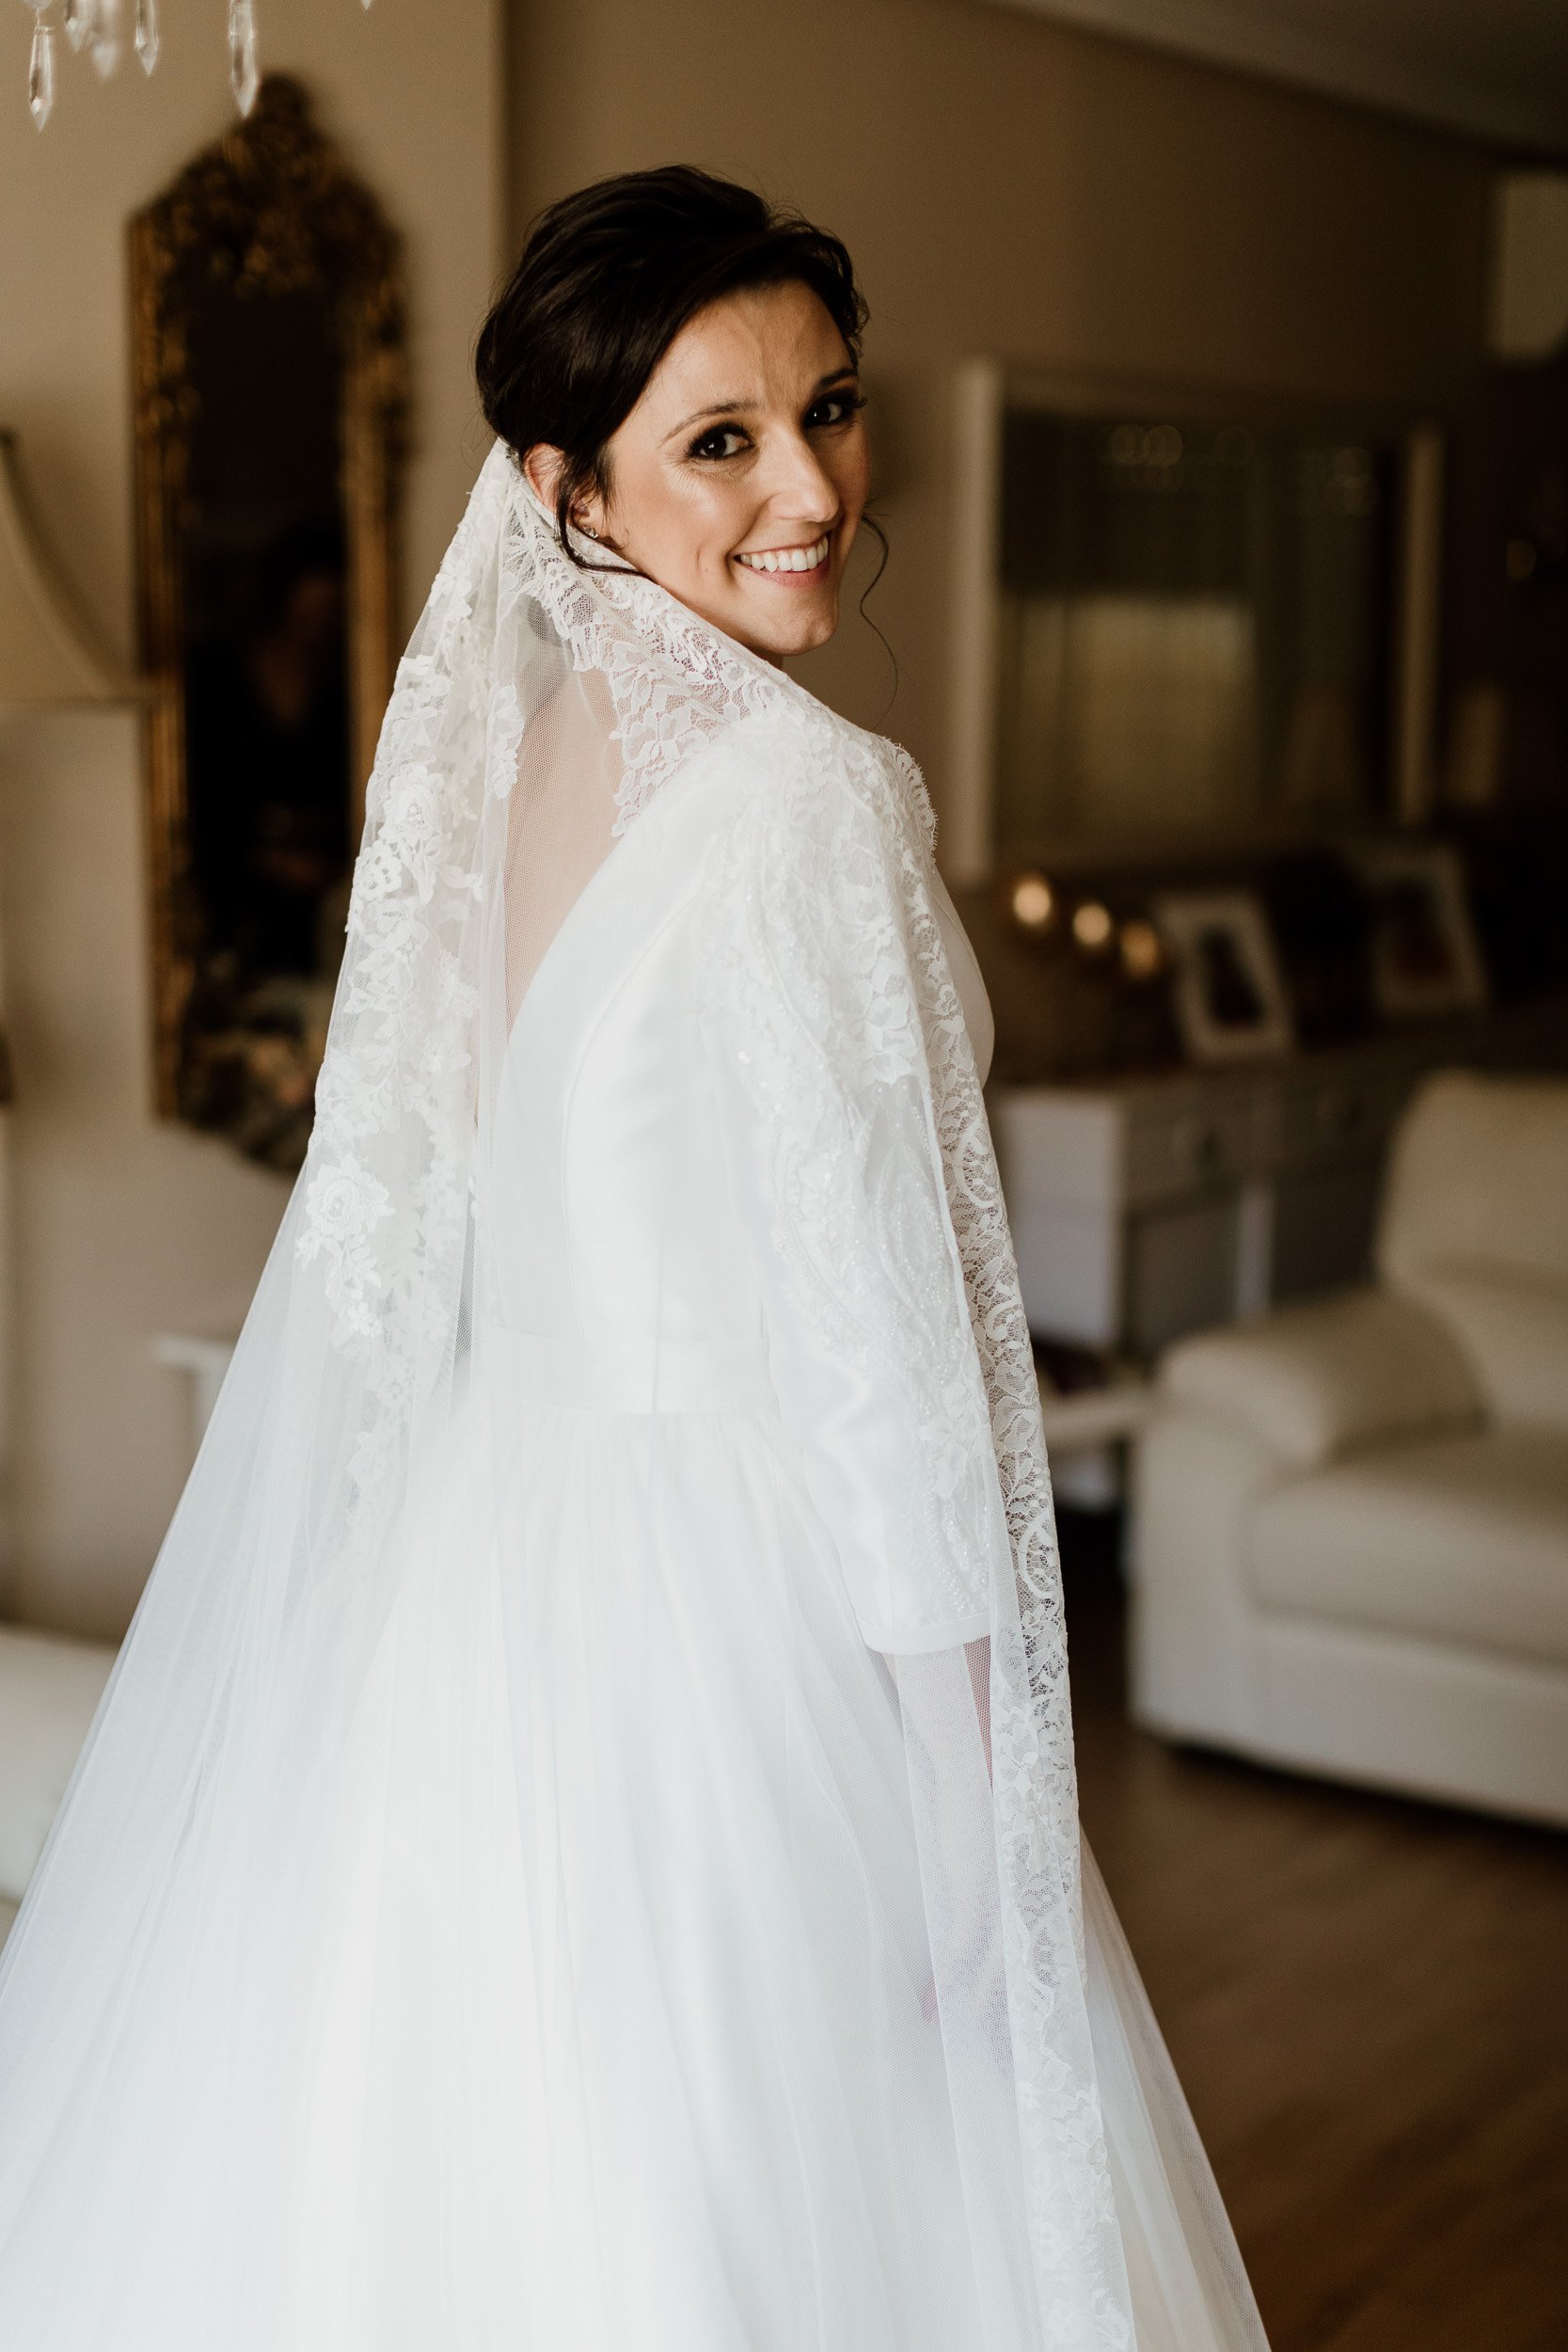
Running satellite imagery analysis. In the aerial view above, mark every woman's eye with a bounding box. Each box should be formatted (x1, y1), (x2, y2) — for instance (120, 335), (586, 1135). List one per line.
(689, 425), (750, 462)
(806, 390), (865, 431)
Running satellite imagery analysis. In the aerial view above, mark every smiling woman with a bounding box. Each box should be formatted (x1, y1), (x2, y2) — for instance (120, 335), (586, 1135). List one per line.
(477, 167), (871, 659)
(539, 285), (867, 657)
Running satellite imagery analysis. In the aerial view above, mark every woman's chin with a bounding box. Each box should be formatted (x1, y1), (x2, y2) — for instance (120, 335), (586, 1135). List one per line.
(726, 588), (841, 661)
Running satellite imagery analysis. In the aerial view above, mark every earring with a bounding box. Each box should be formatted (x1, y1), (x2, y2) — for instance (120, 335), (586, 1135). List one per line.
(584, 525), (599, 540)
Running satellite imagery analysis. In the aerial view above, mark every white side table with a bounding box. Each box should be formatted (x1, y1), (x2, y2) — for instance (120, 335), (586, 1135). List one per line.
(1035, 1368), (1152, 1510)
(1036, 1376), (1151, 1454)
(151, 1332), (238, 1460)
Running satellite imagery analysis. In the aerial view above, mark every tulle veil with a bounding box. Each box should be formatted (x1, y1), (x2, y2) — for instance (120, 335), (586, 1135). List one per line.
(0, 441), (1269, 2351)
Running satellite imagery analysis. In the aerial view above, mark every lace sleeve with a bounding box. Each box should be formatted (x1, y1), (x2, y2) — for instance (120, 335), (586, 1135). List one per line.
(695, 714), (1009, 1656)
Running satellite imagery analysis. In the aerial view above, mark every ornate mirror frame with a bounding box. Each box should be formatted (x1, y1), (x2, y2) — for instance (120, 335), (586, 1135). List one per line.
(131, 72), (406, 1119)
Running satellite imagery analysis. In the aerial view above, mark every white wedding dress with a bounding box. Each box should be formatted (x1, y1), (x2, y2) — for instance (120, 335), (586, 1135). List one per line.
(0, 448), (1269, 2351)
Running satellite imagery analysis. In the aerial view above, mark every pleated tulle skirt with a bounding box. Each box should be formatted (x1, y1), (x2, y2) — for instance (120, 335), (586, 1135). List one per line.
(0, 1391), (991, 2351)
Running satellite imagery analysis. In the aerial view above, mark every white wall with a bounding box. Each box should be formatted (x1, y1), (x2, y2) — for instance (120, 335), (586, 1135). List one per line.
(0, 0), (503, 1638)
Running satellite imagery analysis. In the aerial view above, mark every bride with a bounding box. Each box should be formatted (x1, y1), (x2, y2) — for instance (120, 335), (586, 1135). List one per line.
(0, 167), (1269, 2351)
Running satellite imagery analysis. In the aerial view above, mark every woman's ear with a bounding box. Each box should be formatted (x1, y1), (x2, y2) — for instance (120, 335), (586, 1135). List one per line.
(521, 445), (609, 541)
(521, 443), (564, 511)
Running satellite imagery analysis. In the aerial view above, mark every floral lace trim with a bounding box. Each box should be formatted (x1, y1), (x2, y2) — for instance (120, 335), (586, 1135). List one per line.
(500, 491), (783, 833)
(892, 761), (1129, 2343)
(297, 453), (515, 1534)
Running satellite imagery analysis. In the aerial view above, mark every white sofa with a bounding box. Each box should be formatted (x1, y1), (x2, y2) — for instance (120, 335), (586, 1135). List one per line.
(1130, 1071), (1568, 1825)
(0, 1625), (116, 1947)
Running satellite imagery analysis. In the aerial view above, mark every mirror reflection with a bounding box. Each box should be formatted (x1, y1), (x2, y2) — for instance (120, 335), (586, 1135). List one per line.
(994, 404), (1401, 854)
(180, 283), (352, 1164)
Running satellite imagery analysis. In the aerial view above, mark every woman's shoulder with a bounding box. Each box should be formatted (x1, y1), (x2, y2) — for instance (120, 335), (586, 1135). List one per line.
(711, 689), (937, 861)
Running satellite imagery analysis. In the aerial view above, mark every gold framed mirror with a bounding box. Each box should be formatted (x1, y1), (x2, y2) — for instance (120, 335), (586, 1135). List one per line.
(132, 73), (406, 1168)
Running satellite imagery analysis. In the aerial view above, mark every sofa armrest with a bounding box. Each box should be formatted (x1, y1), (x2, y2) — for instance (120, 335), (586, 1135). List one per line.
(1161, 1288), (1482, 1470)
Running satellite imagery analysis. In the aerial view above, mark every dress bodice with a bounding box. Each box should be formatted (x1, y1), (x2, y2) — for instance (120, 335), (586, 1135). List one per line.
(483, 759), (993, 1389)
(486, 771), (765, 1380)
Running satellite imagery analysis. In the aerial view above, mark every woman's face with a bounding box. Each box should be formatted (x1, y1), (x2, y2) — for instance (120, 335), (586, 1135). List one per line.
(528, 280), (869, 662)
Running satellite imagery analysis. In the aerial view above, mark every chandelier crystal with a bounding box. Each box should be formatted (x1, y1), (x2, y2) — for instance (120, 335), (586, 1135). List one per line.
(21, 0), (373, 128)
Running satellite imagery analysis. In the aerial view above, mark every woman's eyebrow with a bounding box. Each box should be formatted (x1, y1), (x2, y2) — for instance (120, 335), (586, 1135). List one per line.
(665, 367), (861, 443)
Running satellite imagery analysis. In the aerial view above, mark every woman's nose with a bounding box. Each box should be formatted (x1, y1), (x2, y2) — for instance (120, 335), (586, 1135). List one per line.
(758, 430), (839, 519)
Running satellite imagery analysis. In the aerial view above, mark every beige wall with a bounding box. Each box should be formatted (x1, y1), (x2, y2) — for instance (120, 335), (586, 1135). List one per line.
(507, 0), (1495, 793)
(0, 0), (502, 1638)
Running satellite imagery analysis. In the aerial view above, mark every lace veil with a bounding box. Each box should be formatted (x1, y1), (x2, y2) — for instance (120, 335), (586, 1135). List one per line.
(0, 443), (1268, 2351)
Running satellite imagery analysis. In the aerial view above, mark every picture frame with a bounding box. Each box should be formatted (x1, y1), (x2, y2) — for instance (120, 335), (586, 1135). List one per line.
(1152, 890), (1295, 1064)
(1352, 840), (1489, 1020)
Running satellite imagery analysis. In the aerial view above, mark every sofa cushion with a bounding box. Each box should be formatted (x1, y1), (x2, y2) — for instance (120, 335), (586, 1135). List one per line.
(1378, 1072), (1568, 1431)
(1248, 1427), (1568, 1668)
(0, 1627), (116, 1904)
(1162, 1288), (1481, 1470)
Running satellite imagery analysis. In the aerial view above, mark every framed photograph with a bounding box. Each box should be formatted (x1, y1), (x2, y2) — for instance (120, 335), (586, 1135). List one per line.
(1352, 841), (1488, 1020)
(1152, 890), (1295, 1064)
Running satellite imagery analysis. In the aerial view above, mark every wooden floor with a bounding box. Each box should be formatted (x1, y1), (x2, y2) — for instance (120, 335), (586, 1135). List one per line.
(1061, 1515), (1568, 2352)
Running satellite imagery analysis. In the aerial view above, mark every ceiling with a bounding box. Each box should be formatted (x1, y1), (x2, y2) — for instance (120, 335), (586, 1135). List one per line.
(994, 0), (1568, 151)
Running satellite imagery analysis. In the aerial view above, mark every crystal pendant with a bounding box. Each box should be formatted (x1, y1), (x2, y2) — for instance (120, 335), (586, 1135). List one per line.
(88, 0), (121, 80)
(63, 0), (94, 56)
(134, 0), (158, 74)
(27, 12), (55, 129)
(228, 0), (259, 116)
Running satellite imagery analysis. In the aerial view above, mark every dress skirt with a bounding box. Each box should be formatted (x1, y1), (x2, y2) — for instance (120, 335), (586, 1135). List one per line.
(0, 1380), (990, 2352)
